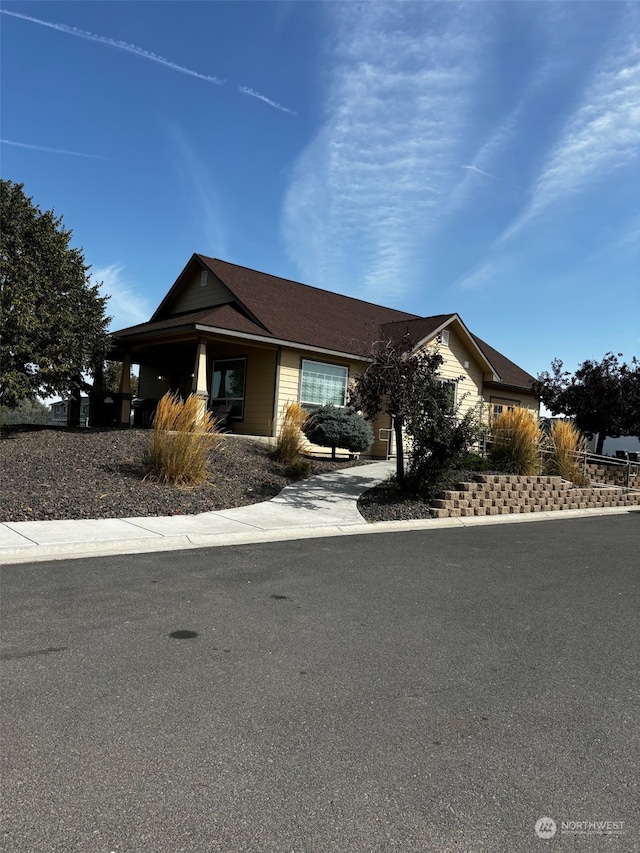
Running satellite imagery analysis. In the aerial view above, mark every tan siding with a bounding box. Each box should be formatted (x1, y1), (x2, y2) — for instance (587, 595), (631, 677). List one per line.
(273, 349), (375, 457)
(171, 270), (233, 314)
(233, 349), (277, 436)
(138, 366), (171, 400)
(436, 329), (484, 417)
(370, 410), (393, 458)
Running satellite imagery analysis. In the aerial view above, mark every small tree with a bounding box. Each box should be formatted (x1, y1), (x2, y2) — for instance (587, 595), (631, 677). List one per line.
(349, 336), (450, 484)
(303, 405), (374, 460)
(0, 180), (110, 408)
(533, 353), (640, 455)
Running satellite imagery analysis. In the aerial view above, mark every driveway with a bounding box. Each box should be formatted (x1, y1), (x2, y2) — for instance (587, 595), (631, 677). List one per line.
(1, 514), (639, 852)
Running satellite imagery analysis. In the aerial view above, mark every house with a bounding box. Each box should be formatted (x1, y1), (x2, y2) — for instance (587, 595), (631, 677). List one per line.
(109, 255), (539, 457)
(49, 395), (90, 427)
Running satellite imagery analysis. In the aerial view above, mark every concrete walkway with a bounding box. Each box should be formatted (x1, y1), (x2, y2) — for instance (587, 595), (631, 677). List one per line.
(0, 461), (634, 565)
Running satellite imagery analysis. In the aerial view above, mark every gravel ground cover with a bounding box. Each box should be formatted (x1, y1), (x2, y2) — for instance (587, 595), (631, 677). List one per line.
(0, 427), (375, 523)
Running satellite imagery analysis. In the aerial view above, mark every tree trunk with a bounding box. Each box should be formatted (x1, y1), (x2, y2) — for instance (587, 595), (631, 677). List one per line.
(596, 432), (606, 456)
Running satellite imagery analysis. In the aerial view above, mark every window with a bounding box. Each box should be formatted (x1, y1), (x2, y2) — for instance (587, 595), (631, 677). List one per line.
(438, 379), (457, 412)
(300, 360), (348, 409)
(439, 329), (450, 346)
(211, 358), (246, 418)
(489, 397), (519, 421)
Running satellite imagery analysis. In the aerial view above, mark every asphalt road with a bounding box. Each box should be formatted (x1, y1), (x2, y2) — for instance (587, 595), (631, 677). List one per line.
(2, 514), (639, 853)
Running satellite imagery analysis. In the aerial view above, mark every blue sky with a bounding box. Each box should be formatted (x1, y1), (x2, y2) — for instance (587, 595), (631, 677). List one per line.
(1, 1), (638, 381)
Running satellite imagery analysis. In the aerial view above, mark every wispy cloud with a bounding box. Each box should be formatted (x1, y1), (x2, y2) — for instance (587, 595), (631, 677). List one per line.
(1, 138), (107, 160)
(238, 86), (297, 115)
(166, 124), (227, 257)
(91, 265), (150, 331)
(460, 164), (499, 181)
(1, 8), (224, 85)
(283, 3), (484, 303)
(497, 12), (640, 245)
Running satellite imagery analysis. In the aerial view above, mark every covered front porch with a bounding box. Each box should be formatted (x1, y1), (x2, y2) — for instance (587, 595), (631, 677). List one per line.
(107, 330), (280, 435)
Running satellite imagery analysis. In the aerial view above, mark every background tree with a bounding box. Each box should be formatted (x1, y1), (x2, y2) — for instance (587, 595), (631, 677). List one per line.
(0, 397), (51, 427)
(533, 353), (640, 455)
(349, 336), (453, 484)
(102, 361), (139, 398)
(0, 180), (110, 408)
(303, 404), (374, 460)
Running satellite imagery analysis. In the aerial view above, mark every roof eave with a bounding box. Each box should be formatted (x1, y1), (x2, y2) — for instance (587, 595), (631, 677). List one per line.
(412, 314), (501, 381)
(193, 324), (371, 361)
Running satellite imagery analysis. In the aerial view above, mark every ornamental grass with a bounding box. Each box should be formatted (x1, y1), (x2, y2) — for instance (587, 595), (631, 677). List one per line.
(489, 407), (543, 475)
(142, 392), (223, 486)
(272, 401), (308, 463)
(547, 420), (590, 486)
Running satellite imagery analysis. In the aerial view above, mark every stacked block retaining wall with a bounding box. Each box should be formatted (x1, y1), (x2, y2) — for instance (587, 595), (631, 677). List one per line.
(430, 475), (640, 518)
(586, 461), (639, 488)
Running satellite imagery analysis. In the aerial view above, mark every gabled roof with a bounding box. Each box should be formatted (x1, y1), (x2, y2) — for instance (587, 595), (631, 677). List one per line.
(196, 256), (419, 356)
(112, 255), (536, 392)
(471, 334), (536, 391)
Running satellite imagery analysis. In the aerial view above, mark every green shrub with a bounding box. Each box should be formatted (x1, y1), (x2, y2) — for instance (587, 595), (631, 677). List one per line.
(456, 451), (491, 472)
(406, 408), (478, 499)
(546, 420), (590, 485)
(303, 405), (373, 460)
(272, 402), (308, 463)
(489, 407), (542, 475)
(284, 458), (312, 480)
(142, 392), (222, 486)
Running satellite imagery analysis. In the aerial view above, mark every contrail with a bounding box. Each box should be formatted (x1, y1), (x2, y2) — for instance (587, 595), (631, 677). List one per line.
(460, 164), (499, 181)
(1, 9), (224, 85)
(238, 86), (297, 116)
(1, 138), (107, 160)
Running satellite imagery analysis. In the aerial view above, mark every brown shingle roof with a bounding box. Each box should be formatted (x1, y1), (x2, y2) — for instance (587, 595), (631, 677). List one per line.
(115, 303), (270, 339)
(113, 256), (536, 393)
(197, 256), (419, 356)
(380, 315), (456, 348)
(472, 334), (536, 391)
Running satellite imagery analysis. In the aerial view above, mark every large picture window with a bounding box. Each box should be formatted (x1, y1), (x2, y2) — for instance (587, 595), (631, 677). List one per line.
(211, 358), (246, 418)
(300, 360), (348, 409)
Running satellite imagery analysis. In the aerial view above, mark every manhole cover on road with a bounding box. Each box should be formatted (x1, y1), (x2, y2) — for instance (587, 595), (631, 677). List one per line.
(169, 630), (199, 640)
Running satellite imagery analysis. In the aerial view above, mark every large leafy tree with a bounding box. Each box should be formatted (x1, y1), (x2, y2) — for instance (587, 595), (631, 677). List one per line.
(533, 353), (640, 455)
(0, 180), (110, 408)
(349, 336), (454, 483)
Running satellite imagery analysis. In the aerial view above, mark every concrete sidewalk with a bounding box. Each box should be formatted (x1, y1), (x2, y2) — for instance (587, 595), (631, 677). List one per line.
(0, 461), (635, 565)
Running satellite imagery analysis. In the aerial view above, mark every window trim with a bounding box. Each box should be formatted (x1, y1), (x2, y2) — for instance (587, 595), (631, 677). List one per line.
(299, 358), (349, 410)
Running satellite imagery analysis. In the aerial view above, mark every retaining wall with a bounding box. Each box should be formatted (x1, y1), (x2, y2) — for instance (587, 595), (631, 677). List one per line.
(586, 461), (639, 488)
(430, 474), (640, 519)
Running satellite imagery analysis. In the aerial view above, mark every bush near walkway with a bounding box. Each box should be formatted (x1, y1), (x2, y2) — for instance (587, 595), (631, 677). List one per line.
(303, 405), (374, 460)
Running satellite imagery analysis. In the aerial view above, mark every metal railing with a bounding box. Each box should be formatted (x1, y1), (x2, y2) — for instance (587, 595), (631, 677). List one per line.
(479, 428), (639, 491)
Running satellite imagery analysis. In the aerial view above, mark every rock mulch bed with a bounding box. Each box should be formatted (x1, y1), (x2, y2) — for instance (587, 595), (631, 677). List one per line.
(0, 427), (370, 522)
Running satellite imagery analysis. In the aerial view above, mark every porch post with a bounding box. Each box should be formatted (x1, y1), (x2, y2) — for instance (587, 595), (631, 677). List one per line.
(192, 338), (209, 420)
(118, 352), (133, 427)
